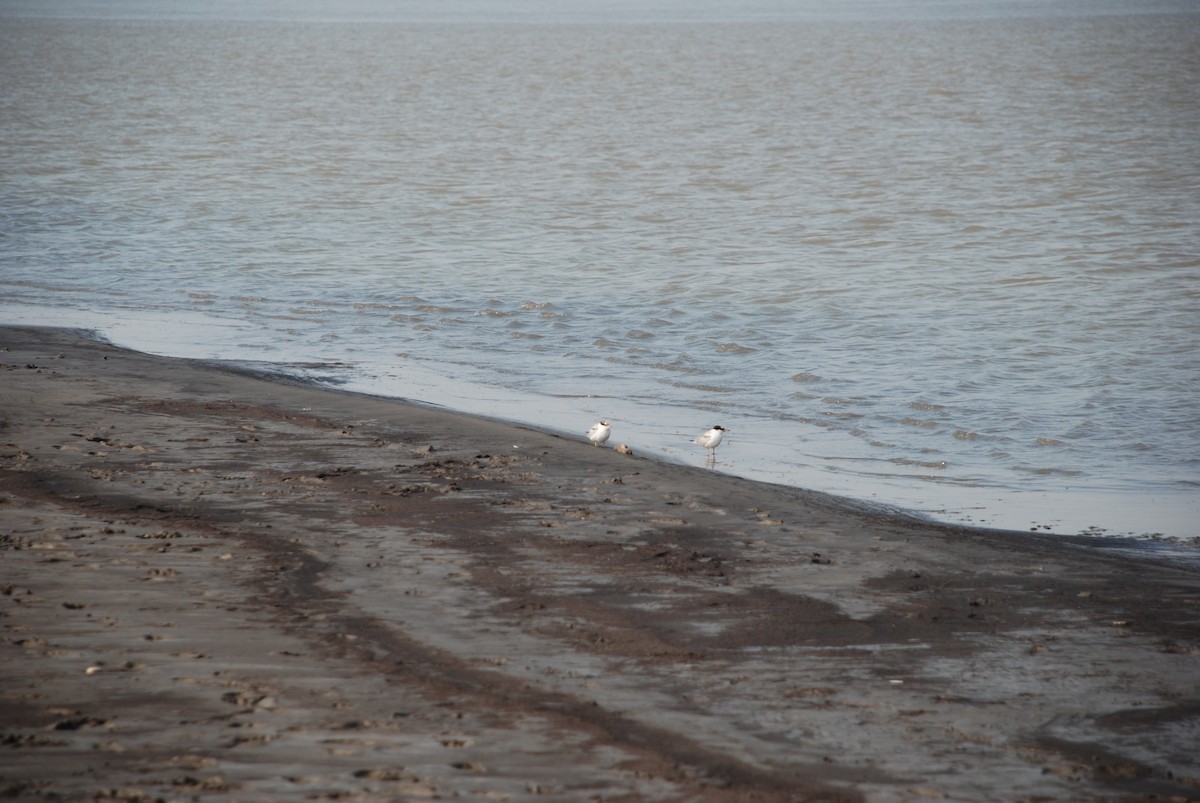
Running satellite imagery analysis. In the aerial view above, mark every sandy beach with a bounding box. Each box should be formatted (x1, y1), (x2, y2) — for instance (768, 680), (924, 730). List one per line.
(2, 325), (1198, 802)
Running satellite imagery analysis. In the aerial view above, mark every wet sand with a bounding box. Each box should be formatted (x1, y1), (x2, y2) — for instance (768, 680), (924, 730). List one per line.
(2, 325), (1198, 802)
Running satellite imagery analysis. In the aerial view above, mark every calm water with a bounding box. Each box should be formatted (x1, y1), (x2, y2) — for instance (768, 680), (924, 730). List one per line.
(2, 1), (1198, 543)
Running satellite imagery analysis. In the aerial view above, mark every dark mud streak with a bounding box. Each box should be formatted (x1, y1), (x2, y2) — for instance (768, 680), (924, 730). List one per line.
(1035, 731), (1200, 799)
(258, 515), (871, 801)
(5, 469), (863, 802)
(1034, 705), (1200, 797)
(309, 607), (871, 801)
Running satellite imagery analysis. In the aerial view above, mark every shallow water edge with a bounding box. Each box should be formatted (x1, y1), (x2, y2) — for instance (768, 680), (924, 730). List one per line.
(28, 322), (1198, 559)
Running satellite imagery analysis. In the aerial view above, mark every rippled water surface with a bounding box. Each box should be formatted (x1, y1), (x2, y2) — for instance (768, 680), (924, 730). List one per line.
(2, 0), (1198, 541)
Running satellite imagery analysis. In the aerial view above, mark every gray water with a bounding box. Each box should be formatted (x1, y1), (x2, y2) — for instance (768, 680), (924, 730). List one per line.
(2, 0), (1198, 542)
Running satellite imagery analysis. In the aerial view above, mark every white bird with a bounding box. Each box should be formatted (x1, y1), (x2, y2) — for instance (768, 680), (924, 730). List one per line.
(587, 420), (612, 447)
(693, 425), (728, 461)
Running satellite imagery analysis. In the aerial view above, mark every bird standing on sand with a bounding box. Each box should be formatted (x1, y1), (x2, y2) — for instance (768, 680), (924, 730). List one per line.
(587, 420), (612, 447)
(694, 425), (727, 463)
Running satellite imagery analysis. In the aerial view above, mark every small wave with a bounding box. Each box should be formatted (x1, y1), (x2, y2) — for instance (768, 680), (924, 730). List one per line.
(626, 329), (655, 340)
(265, 313), (327, 323)
(656, 282), (692, 296)
(475, 309), (514, 318)
(791, 372), (823, 383)
(649, 360), (702, 374)
(521, 300), (553, 310)
(996, 275), (1065, 287)
(1035, 437), (1066, 447)
(1014, 465), (1083, 477)
(900, 417), (939, 430)
(671, 381), (736, 393)
(909, 401), (945, 412)
(891, 457), (948, 470)
(715, 342), (754, 354)
(953, 430), (980, 441)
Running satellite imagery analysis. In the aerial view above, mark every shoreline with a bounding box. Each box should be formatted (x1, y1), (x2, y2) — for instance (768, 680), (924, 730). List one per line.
(3, 324), (1199, 801)
(245, 348), (1199, 560)
(5, 305), (1195, 543)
